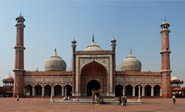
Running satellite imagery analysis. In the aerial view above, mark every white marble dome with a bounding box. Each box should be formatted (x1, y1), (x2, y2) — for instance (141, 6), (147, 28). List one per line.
(4, 73), (13, 80)
(171, 75), (179, 81)
(84, 34), (103, 51)
(121, 50), (142, 71)
(45, 49), (66, 71)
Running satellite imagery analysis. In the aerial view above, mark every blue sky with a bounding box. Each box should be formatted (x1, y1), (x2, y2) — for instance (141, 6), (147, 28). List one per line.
(0, 1), (185, 86)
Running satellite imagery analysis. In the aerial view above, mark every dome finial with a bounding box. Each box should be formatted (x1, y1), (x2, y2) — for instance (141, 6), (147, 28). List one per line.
(54, 48), (58, 56)
(147, 68), (151, 72)
(130, 48), (132, 55)
(36, 67), (39, 71)
(164, 18), (166, 22)
(92, 33), (94, 42)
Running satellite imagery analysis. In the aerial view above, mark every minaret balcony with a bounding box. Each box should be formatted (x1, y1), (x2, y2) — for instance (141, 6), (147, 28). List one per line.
(160, 70), (172, 73)
(160, 29), (170, 33)
(14, 46), (25, 50)
(160, 50), (171, 54)
(13, 69), (25, 73)
(15, 23), (25, 28)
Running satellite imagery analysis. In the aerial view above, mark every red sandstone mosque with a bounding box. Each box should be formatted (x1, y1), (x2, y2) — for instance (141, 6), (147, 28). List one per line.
(9, 14), (184, 98)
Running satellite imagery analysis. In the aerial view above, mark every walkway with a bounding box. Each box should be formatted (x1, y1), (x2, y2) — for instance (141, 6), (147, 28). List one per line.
(0, 98), (184, 112)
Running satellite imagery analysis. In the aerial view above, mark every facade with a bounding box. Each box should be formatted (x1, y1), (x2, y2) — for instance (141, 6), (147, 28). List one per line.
(13, 14), (172, 98)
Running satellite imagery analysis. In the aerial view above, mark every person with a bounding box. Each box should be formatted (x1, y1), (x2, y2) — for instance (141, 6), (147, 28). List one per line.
(100, 98), (105, 104)
(121, 96), (124, 106)
(121, 96), (127, 106)
(124, 96), (127, 106)
(118, 96), (121, 105)
(95, 94), (97, 101)
(172, 95), (176, 104)
(17, 94), (19, 101)
(63, 96), (67, 100)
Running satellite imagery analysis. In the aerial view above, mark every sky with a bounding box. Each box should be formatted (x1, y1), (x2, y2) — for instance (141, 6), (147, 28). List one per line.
(0, 0), (185, 86)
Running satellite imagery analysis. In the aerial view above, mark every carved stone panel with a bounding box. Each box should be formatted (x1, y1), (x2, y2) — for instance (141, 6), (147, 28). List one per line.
(64, 78), (72, 82)
(35, 77), (43, 82)
(24, 77), (32, 82)
(116, 77), (123, 82)
(145, 78), (152, 83)
(44, 77), (52, 82)
(154, 78), (161, 83)
(54, 77), (62, 82)
(135, 78), (142, 82)
(126, 78), (133, 82)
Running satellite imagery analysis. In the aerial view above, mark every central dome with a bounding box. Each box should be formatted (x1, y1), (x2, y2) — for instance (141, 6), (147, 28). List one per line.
(84, 34), (103, 51)
(45, 49), (66, 71)
(121, 49), (142, 71)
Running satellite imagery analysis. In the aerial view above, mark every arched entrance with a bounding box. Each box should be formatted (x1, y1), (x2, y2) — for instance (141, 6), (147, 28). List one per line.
(65, 85), (72, 96)
(135, 85), (142, 96)
(115, 85), (123, 97)
(145, 85), (151, 96)
(44, 85), (51, 96)
(81, 61), (107, 96)
(35, 85), (42, 96)
(125, 85), (133, 96)
(25, 85), (32, 96)
(54, 85), (62, 96)
(87, 80), (100, 96)
(154, 85), (160, 96)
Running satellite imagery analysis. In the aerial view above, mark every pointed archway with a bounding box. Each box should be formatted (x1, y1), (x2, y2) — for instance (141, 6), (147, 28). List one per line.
(154, 85), (160, 96)
(145, 85), (151, 96)
(25, 85), (32, 96)
(115, 85), (123, 97)
(35, 85), (42, 96)
(135, 85), (142, 96)
(125, 85), (133, 96)
(44, 85), (51, 96)
(87, 80), (100, 96)
(65, 85), (72, 96)
(54, 85), (62, 96)
(81, 61), (107, 96)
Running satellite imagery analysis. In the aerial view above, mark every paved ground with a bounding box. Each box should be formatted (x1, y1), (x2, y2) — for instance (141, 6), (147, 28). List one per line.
(0, 98), (185, 112)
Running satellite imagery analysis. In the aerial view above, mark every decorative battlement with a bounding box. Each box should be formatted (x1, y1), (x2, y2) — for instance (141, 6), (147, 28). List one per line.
(116, 71), (161, 76)
(75, 50), (113, 54)
(24, 71), (73, 76)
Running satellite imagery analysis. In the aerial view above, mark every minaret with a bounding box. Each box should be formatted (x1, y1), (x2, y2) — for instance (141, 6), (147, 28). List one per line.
(13, 13), (26, 98)
(111, 37), (116, 95)
(160, 20), (172, 98)
(71, 38), (77, 96)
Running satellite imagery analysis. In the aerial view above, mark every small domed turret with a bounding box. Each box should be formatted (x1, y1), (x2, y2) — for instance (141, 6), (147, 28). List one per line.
(84, 34), (103, 51)
(171, 74), (179, 81)
(121, 49), (142, 71)
(71, 38), (77, 45)
(160, 19), (170, 30)
(3, 73), (13, 81)
(45, 49), (66, 71)
(16, 13), (25, 24)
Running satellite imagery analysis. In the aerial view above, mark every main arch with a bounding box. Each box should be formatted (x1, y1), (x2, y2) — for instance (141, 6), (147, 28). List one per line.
(81, 61), (107, 96)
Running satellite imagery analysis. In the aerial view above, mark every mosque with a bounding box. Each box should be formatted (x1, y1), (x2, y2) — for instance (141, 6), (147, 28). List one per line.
(12, 14), (174, 98)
